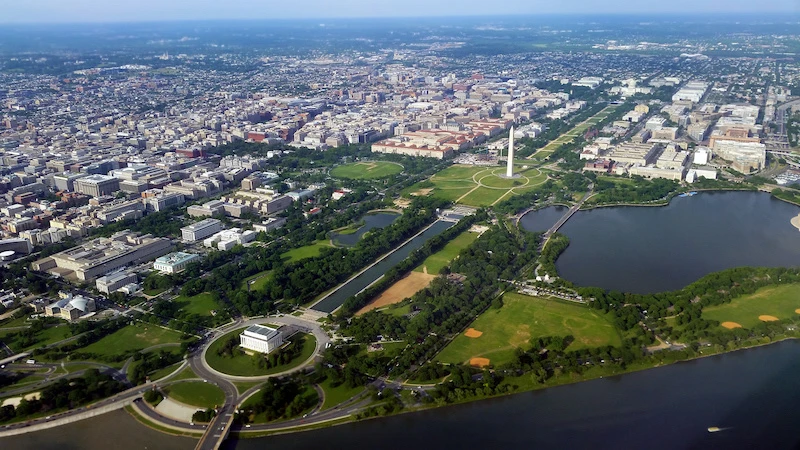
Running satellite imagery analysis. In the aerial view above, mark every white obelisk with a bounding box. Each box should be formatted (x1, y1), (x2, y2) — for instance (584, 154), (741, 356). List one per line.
(506, 126), (515, 178)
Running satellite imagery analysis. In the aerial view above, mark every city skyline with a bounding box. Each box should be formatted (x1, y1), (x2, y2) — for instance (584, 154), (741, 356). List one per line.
(3, 0), (799, 23)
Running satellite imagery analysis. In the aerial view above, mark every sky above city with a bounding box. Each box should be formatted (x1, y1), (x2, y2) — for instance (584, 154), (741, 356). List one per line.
(3, 0), (799, 23)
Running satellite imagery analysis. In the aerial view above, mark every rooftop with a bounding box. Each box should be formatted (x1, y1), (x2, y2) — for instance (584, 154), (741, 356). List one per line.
(243, 324), (281, 340)
(155, 251), (199, 265)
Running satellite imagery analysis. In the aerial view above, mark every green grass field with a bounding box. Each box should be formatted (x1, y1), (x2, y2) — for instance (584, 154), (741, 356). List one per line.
(241, 270), (274, 292)
(532, 105), (618, 160)
(702, 283), (800, 329)
(143, 287), (167, 297)
(147, 362), (184, 381)
(456, 187), (509, 206)
(436, 293), (621, 366)
(330, 161), (404, 179)
(0, 315), (30, 330)
(414, 230), (479, 274)
(319, 378), (365, 410)
(174, 292), (220, 316)
(281, 241), (333, 263)
(403, 164), (550, 207)
(81, 323), (184, 357)
(167, 381), (225, 409)
(205, 328), (316, 377)
(1, 325), (72, 352)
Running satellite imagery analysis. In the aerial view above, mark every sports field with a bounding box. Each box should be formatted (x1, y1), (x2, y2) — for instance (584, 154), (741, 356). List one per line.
(702, 283), (800, 329)
(81, 323), (184, 357)
(330, 161), (404, 179)
(403, 164), (549, 207)
(532, 104), (619, 160)
(436, 292), (621, 367)
(414, 230), (479, 275)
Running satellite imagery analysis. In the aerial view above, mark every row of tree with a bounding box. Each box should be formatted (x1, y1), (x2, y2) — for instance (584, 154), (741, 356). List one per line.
(0, 370), (125, 423)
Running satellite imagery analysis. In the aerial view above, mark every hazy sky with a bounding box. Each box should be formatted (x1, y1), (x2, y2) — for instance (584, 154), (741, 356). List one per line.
(3, 0), (799, 23)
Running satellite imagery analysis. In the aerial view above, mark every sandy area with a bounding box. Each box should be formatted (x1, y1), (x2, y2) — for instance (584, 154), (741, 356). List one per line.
(411, 188), (433, 197)
(469, 357), (491, 368)
(721, 322), (743, 329)
(791, 213), (800, 231)
(759, 315), (779, 322)
(464, 328), (483, 338)
(393, 198), (411, 209)
(1, 392), (40, 408)
(156, 397), (202, 423)
(355, 272), (436, 316)
(795, 309), (800, 314)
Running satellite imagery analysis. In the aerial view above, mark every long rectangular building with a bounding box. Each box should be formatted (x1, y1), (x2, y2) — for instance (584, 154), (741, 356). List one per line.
(32, 231), (172, 281)
(181, 218), (223, 242)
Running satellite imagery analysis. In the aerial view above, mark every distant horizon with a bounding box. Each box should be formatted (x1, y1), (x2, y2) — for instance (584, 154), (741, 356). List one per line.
(2, 12), (800, 26)
(2, 0), (799, 25)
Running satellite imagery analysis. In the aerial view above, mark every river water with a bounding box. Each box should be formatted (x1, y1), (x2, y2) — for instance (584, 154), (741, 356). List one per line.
(518, 205), (568, 232)
(7, 341), (800, 450)
(330, 212), (399, 247)
(0, 409), (195, 450)
(227, 340), (800, 450)
(311, 220), (454, 313)
(522, 191), (800, 293)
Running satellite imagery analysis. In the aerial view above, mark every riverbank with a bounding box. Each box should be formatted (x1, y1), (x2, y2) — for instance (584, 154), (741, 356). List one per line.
(579, 187), (757, 211)
(228, 334), (800, 440)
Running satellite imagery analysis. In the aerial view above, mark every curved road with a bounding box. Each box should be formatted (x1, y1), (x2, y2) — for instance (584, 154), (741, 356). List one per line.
(191, 314), (331, 450)
(1, 313), (338, 448)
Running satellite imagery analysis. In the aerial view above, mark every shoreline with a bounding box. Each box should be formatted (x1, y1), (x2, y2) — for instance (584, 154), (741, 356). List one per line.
(228, 335), (800, 439)
(579, 187), (758, 211)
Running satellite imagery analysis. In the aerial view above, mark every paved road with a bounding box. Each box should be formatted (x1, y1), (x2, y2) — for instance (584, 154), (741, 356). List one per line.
(538, 186), (594, 251)
(1, 313), (336, 447)
(192, 314), (331, 450)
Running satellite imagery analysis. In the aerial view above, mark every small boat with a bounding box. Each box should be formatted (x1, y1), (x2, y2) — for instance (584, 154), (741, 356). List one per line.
(707, 427), (721, 433)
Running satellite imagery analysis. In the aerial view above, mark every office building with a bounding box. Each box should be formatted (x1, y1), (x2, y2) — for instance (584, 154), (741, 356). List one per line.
(75, 174), (120, 197)
(31, 231), (172, 281)
(203, 228), (256, 251)
(96, 272), (139, 294)
(153, 252), (201, 274)
(181, 218), (223, 242)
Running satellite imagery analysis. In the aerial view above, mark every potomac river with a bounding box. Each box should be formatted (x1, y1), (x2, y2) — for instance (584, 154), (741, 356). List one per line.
(8, 340), (799, 449)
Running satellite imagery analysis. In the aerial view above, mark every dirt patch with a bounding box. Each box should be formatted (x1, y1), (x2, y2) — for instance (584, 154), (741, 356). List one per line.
(410, 188), (433, 197)
(355, 272), (436, 316)
(394, 198), (412, 209)
(759, 315), (780, 322)
(795, 309), (800, 314)
(464, 328), (483, 338)
(721, 321), (743, 329)
(469, 357), (491, 368)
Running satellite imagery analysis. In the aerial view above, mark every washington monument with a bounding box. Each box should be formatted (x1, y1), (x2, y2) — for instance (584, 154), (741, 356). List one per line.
(506, 126), (515, 178)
